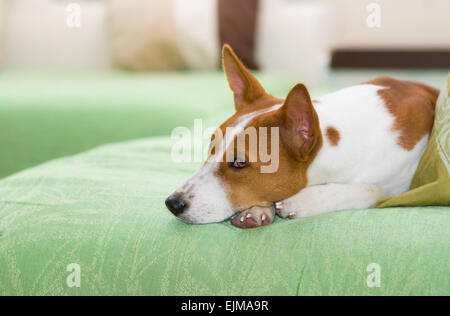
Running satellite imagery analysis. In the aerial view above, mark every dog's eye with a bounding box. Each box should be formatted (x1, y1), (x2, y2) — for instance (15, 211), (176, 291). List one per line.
(230, 158), (248, 169)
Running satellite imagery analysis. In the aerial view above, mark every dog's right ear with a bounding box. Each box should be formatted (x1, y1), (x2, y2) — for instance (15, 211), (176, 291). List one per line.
(278, 84), (321, 162)
(222, 44), (266, 111)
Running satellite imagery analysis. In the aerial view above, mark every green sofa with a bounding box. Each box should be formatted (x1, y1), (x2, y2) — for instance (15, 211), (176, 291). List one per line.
(0, 70), (445, 179)
(0, 70), (448, 296)
(0, 137), (448, 295)
(0, 71), (295, 179)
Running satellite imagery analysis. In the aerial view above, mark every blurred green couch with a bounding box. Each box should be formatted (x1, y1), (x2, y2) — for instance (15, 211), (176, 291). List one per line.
(0, 71), (296, 179)
(0, 137), (448, 296)
(1, 70), (445, 179)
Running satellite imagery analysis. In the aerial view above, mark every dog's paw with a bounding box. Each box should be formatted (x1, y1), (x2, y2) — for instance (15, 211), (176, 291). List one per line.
(231, 206), (275, 229)
(274, 201), (297, 219)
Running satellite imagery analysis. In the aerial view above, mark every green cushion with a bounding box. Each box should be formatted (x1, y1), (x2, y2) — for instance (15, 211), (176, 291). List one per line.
(0, 70), (297, 179)
(377, 74), (450, 207)
(0, 137), (448, 295)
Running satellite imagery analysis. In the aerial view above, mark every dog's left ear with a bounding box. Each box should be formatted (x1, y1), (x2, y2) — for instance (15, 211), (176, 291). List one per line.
(222, 44), (266, 111)
(278, 84), (321, 162)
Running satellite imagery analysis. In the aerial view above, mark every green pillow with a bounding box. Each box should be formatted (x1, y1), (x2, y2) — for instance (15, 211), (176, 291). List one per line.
(377, 74), (450, 207)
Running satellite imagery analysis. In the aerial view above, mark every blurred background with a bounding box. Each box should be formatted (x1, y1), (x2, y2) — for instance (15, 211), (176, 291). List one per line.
(0, 0), (449, 178)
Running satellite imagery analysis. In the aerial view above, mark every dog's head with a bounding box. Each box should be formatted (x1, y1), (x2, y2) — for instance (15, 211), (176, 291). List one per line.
(165, 45), (322, 224)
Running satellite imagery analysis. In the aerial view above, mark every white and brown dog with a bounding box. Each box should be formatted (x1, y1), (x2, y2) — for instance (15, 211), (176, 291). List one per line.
(165, 45), (439, 229)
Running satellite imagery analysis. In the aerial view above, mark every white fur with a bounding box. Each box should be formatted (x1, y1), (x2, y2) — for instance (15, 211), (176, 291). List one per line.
(175, 104), (282, 223)
(309, 84), (427, 196)
(175, 83), (430, 223)
(277, 183), (388, 218)
(280, 84), (429, 218)
(177, 167), (233, 224)
(214, 103), (283, 161)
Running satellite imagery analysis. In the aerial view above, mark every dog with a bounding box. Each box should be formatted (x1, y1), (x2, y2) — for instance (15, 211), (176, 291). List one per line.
(165, 45), (439, 229)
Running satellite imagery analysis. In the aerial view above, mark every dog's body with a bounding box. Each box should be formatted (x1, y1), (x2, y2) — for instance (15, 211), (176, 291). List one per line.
(274, 78), (437, 222)
(166, 46), (439, 228)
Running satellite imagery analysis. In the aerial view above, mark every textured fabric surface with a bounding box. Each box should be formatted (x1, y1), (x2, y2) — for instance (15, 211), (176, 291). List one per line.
(0, 137), (449, 296)
(377, 74), (450, 207)
(0, 70), (296, 179)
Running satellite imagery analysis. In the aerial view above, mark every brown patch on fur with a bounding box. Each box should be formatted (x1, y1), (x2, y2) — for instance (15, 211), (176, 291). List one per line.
(222, 45), (268, 110)
(367, 77), (439, 151)
(216, 113), (322, 212)
(325, 126), (340, 146)
(214, 94), (284, 138)
(213, 91), (322, 213)
(216, 45), (323, 212)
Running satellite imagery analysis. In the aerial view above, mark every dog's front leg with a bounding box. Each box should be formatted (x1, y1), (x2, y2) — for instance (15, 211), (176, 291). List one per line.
(275, 183), (388, 219)
(231, 206), (276, 229)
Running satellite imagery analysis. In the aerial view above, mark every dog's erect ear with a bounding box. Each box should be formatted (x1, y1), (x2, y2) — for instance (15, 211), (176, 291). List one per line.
(278, 84), (321, 162)
(222, 44), (266, 110)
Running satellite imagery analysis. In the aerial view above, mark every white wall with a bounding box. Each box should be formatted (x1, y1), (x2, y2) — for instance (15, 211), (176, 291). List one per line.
(257, 1), (335, 86)
(295, 0), (450, 49)
(2, 0), (110, 69)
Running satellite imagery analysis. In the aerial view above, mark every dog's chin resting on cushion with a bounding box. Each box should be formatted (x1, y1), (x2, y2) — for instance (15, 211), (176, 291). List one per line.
(165, 45), (439, 229)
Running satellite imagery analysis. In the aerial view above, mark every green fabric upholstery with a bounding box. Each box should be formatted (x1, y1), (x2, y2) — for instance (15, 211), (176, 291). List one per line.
(0, 137), (448, 296)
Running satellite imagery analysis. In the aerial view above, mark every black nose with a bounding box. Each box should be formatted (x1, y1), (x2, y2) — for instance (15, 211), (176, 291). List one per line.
(165, 194), (187, 216)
